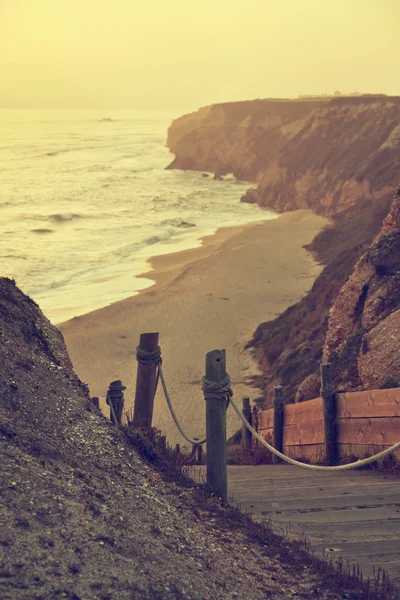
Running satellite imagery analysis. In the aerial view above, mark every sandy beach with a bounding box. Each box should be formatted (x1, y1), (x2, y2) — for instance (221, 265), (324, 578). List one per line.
(59, 209), (330, 446)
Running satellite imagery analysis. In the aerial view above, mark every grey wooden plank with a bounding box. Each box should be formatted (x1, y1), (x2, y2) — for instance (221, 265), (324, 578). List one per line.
(267, 519), (400, 543)
(264, 506), (400, 524)
(230, 493), (400, 512)
(312, 539), (400, 558)
(229, 481), (400, 499)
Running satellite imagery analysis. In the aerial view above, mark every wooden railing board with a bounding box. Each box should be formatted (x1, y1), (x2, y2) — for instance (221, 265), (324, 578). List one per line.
(284, 397), (323, 425)
(283, 421), (325, 446)
(337, 389), (400, 418)
(255, 386), (400, 463)
(337, 417), (400, 445)
(257, 410), (273, 430)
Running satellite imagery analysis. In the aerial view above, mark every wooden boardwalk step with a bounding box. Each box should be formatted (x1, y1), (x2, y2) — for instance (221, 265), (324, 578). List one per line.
(192, 464), (400, 592)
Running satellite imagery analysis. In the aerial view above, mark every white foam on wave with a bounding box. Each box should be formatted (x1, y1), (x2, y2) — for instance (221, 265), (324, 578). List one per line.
(0, 108), (278, 323)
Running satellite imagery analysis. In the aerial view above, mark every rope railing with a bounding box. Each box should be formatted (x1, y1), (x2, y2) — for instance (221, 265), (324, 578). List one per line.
(229, 395), (400, 471)
(136, 345), (207, 447)
(135, 340), (400, 472)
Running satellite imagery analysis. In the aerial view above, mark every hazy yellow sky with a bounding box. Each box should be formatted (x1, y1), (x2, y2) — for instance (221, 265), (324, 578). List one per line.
(1, 0), (399, 109)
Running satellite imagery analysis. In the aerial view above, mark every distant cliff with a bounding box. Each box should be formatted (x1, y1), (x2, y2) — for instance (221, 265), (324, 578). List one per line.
(167, 95), (400, 217)
(167, 96), (400, 405)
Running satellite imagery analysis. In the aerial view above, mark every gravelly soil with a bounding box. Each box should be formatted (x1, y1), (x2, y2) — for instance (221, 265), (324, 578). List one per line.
(0, 278), (387, 599)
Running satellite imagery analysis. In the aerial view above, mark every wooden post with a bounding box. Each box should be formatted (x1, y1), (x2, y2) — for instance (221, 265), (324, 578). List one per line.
(241, 396), (252, 452)
(197, 444), (203, 465)
(175, 443), (180, 454)
(106, 380), (126, 425)
(320, 363), (338, 466)
(205, 349), (228, 503)
(133, 332), (159, 429)
(91, 396), (100, 409)
(273, 385), (284, 464)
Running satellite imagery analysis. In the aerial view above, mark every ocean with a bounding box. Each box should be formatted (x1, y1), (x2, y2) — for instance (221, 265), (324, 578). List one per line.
(0, 109), (277, 324)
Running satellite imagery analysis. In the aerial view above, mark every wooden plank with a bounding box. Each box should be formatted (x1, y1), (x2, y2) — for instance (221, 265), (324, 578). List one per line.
(283, 443), (325, 463)
(339, 443), (400, 461)
(237, 493), (400, 513)
(266, 506), (400, 525)
(272, 519), (400, 543)
(337, 389), (400, 418)
(231, 481), (400, 502)
(312, 539), (400, 559)
(337, 417), (400, 445)
(257, 409), (273, 430)
(284, 397), (323, 426)
(283, 420), (325, 445)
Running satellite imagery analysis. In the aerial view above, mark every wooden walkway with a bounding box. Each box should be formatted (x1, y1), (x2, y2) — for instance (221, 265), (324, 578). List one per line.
(193, 465), (400, 592)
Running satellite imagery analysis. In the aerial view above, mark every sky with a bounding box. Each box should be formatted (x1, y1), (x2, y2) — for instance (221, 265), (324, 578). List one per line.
(1, 0), (399, 109)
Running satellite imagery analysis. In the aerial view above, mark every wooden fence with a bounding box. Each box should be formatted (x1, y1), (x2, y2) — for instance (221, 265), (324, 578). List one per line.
(256, 388), (400, 462)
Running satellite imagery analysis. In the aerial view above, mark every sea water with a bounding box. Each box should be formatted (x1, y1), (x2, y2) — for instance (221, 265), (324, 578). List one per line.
(0, 109), (277, 323)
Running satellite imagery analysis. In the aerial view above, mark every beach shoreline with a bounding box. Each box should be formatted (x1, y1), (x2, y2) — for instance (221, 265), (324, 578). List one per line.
(59, 209), (330, 445)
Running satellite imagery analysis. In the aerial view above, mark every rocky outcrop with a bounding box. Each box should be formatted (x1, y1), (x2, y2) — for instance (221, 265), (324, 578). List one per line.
(323, 189), (400, 391)
(167, 95), (400, 218)
(168, 97), (400, 405)
(245, 193), (393, 404)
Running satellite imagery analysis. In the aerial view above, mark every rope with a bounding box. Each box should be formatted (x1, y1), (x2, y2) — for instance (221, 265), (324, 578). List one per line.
(320, 384), (335, 399)
(201, 374), (233, 408)
(158, 363), (206, 446)
(108, 395), (119, 427)
(136, 346), (162, 365)
(230, 396), (400, 471)
(135, 346), (206, 446)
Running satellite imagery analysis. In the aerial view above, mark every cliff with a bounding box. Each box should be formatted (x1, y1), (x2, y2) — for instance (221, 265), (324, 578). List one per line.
(1, 278), (364, 599)
(167, 95), (400, 217)
(323, 188), (400, 393)
(167, 96), (400, 405)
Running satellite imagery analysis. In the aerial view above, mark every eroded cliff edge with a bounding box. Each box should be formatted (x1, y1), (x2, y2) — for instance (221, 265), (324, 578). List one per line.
(167, 96), (400, 404)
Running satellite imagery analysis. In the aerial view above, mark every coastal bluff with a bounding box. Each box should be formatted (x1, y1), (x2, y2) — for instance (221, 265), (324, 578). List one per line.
(167, 95), (400, 217)
(166, 97), (400, 405)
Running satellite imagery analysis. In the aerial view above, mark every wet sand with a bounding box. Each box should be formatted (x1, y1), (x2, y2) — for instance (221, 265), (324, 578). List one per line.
(59, 209), (330, 446)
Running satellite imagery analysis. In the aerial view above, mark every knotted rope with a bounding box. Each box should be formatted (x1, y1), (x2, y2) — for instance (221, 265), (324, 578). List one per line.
(201, 374), (233, 408)
(135, 346), (206, 446)
(106, 380), (126, 426)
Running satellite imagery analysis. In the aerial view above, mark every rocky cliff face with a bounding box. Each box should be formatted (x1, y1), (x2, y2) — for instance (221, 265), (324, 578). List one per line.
(167, 95), (400, 217)
(167, 96), (400, 404)
(245, 193), (393, 404)
(322, 188), (400, 394)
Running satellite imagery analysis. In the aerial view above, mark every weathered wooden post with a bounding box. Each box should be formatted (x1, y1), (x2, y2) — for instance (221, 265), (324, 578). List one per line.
(91, 396), (100, 409)
(175, 443), (180, 455)
(133, 332), (159, 429)
(252, 405), (259, 446)
(241, 396), (252, 452)
(320, 363), (338, 465)
(273, 385), (284, 464)
(197, 444), (203, 465)
(106, 380), (126, 425)
(205, 349), (228, 503)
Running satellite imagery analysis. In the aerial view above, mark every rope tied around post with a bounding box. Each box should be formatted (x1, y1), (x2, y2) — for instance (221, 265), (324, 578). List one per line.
(136, 345), (162, 365)
(135, 343), (207, 447)
(320, 383), (335, 399)
(201, 374), (232, 407)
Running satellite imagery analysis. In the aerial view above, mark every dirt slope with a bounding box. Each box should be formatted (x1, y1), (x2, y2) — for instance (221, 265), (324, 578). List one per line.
(0, 278), (372, 599)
